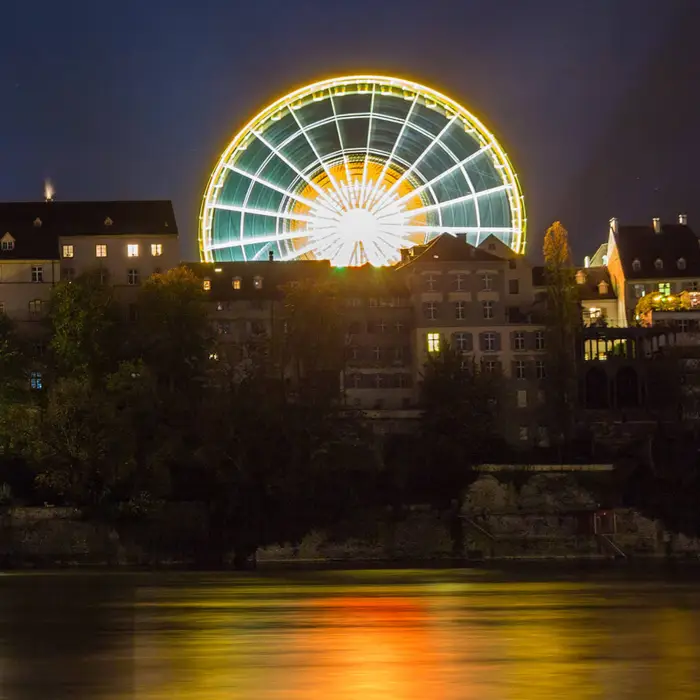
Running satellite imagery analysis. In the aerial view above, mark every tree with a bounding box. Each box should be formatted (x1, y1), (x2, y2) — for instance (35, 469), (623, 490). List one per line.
(48, 270), (124, 383)
(542, 221), (581, 457)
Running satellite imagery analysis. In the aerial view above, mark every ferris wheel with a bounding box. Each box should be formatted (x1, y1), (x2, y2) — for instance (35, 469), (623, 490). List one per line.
(199, 75), (525, 266)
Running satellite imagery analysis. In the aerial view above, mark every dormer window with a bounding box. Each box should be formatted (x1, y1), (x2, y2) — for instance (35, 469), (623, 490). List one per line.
(104, 217), (113, 227)
(598, 280), (609, 295)
(654, 258), (663, 271)
(253, 276), (263, 290)
(632, 258), (641, 272)
(202, 278), (211, 291)
(232, 277), (242, 290)
(1, 233), (15, 251)
(677, 258), (687, 270)
(575, 270), (586, 285)
(33, 218), (42, 228)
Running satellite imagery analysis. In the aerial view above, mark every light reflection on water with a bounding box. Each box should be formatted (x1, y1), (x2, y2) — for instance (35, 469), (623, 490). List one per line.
(1, 569), (700, 698)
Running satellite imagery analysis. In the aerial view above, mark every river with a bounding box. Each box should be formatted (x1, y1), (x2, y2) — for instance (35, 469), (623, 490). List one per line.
(1, 567), (699, 698)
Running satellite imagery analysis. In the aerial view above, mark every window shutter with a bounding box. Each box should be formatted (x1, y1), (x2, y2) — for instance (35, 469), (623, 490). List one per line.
(494, 332), (502, 351)
(478, 332), (487, 351)
(465, 332), (473, 352)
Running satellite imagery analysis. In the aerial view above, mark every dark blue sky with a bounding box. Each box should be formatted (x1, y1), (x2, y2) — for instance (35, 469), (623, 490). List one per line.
(2, 0), (698, 261)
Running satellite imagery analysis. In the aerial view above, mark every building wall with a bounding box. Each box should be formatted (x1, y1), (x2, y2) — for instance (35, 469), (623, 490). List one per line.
(0, 260), (59, 328)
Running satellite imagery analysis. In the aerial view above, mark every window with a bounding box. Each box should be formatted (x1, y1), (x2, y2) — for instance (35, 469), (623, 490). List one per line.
(481, 273), (493, 290)
(515, 360), (526, 380)
(427, 332), (440, 353)
(203, 278), (211, 291)
(30, 371), (43, 390)
(632, 258), (641, 272)
(351, 374), (362, 389)
(482, 301), (494, 319)
(575, 270), (587, 285)
(127, 244), (139, 257)
(519, 426), (529, 442)
(347, 297), (361, 307)
(535, 331), (545, 350)
(216, 321), (230, 335)
(374, 374), (383, 389)
(537, 425), (550, 447)
(378, 320), (387, 333)
(127, 269), (140, 285)
(62, 244), (74, 258)
(688, 281), (699, 292)
(1, 239), (14, 251)
(508, 279), (519, 294)
(536, 360), (546, 379)
(253, 276), (263, 290)
(678, 319), (689, 333)
(455, 301), (465, 320)
(677, 258), (686, 270)
(425, 302), (438, 320)
(28, 299), (42, 317)
(634, 284), (646, 298)
(484, 360), (498, 373)
(31, 266), (43, 283)
(517, 389), (527, 408)
(509, 259), (517, 270)
(232, 277), (242, 290)
(658, 282), (671, 296)
(394, 346), (404, 362)
(350, 346), (360, 361)
(62, 267), (75, 280)
(654, 258), (663, 270)
(487, 243), (496, 251)
(425, 274), (438, 291)
(598, 280), (609, 295)
(454, 273), (466, 291)
(483, 332), (496, 352)
(589, 307), (602, 321)
(513, 332), (525, 351)
(96, 244), (107, 258)
(0, 302), (4, 315)
(151, 243), (163, 257)
(454, 332), (471, 352)
(373, 346), (381, 361)
(395, 320), (404, 333)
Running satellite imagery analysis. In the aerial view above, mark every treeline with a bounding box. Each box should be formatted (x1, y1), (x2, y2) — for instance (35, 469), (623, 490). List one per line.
(0, 268), (504, 567)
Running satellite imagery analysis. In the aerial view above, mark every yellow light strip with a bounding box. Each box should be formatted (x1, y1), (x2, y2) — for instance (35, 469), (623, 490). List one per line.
(199, 74), (526, 261)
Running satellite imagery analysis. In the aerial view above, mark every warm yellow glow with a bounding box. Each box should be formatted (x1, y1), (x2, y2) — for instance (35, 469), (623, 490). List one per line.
(127, 244), (140, 257)
(44, 179), (54, 202)
(427, 332), (441, 353)
(232, 277), (242, 290)
(151, 243), (163, 257)
(203, 279), (211, 291)
(199, 75), (526, 263)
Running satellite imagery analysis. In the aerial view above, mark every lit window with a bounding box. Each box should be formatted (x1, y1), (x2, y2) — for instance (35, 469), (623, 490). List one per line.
(62, 244), (74, 258)
(677, 258), (686, 270)
(454, 332), (470, 352)
(253, 276), (263, 290)
(232, 277), (242, 290)
(517, 389), (527, 408)
(658, 282), (671, 296)
(454, 273), (466, 291)
(455, 301), (465, 320)
(513, 332), (525, 351)
(425, 302), (438, 320)
(575, 270), (586, 285)
(536, 360), (546, 380)
(203, 278), (211, 291)
(482, 301), (494, 319)
(151, 243), (163, 257)
(535, 331), (545, 350)
(589, 307), (602, 321)
(127, 269), (140, 285)
(519, 426), (529, 442)
(632, 259), (641, 272)
(30, 371), (43, 390)
(654, 258), (663, 270)
(96, 244), (107, 258)
(427, 332), (440, 353)
(515, 360), (526, 379)
(598, 280), (609, 295)
(425, 274), (438, 291)
(28, 299), (42, 317)
(634, 284), (646, 298)
(127, 244), (139, 257)
(483, 332), (496, 352)
(482, 273), (493, 290)
(31, 266), (43, 283)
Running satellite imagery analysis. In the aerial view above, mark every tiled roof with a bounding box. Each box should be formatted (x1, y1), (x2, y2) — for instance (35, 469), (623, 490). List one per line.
(614, 223), (700, 279)
(575, 266), (617, 300)
(397, 233), (504, 267)
(0, 200), (178, 260)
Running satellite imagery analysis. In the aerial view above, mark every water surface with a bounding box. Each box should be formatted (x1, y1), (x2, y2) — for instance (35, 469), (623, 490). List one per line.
(1, 567), (699, 698)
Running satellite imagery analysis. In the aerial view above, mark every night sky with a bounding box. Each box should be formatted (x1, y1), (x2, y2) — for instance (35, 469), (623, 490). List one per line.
(2, 0), (698, 262)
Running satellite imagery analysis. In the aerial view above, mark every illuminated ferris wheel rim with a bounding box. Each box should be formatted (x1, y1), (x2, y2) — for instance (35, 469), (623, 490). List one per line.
(199, 74), (526, 265)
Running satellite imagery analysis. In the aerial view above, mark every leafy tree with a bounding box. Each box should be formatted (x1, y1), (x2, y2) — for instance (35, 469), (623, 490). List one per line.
(542, 221), (581, 456)
(48, 270), (124, 383)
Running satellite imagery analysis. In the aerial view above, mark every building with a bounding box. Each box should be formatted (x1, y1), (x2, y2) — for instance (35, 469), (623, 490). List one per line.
(0, 200), (179, 331)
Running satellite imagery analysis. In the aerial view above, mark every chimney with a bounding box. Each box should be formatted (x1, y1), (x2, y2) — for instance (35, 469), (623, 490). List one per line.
(653, 217), (661, 234)
(679, 213), (688, 226)
(268, 250), (274, 262)
(610, 217), (618, 234)
(584, 255), (590, 268)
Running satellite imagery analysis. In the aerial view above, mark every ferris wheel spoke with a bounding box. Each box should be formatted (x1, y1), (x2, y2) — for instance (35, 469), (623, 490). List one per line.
(329, 95), (354, 190)
(288, 107), (352, 211)
(378, 224), (516, 235)
(205, 226), (337, 251)
(372, 114), (460, 212)
(364, 94), (419, 211)
(252, 129), (343, 214)
(372, 144), (492, 217)
(405, 184), (512, 219)
(280, 228), (341, 261)
(211, 202), (324, 223)
(358, 86), (376, 209)
(223, 163), (339, 220)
